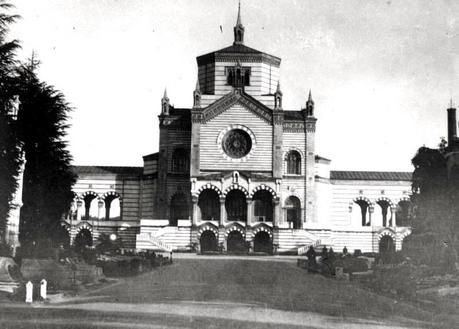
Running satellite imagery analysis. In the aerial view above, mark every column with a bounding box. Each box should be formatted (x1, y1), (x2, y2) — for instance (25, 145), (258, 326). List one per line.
(219, 198), (226, 227)
(76, 200), (83, 221)
(273, 198), (280, 228)
(368, 206), (374, 226)
(98, 199), (105, 220)
(246, 198), (253, 226)
(300, 208), (305, 229)
(191, 196), (198, 226)
(390, 207), (397, 227)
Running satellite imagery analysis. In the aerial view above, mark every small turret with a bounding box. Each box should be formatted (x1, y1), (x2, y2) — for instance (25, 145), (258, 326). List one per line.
(233, 1), (245, 45)
(161, 89), (170, 115)
(274, 81), (283, 109)
(305, 89), (314, 117)
(193, 79), (201, 108)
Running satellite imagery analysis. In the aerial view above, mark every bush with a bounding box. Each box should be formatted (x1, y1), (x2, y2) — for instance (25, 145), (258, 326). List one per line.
(0, 242), (13, 257)
(335, 256), (368, 273)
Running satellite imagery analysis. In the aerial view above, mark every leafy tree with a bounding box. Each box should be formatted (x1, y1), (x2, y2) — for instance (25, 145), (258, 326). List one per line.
(406, 146), (459, 272)
(0, 1), (21, 241)
(16, 62), (76, 251)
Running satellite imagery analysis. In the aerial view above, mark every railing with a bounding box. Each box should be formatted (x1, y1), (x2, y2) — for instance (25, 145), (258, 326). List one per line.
(148, 234), (173, 252)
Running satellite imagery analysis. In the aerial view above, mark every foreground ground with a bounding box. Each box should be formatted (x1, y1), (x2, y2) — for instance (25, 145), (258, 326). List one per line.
(1, 255), (458, 328)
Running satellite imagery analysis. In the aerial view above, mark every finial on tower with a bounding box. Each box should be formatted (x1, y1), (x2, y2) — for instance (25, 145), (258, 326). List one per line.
(449, 97), (455, 109)
(233, 1), (245, 45)
(161, 88), (170, 115)
(193, 78), (202, 108)
(305, 89), (314, 117)
(274, 81), (283, 109)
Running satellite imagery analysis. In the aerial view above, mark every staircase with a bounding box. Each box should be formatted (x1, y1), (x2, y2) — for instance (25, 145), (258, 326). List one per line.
(136, 232), (173, 252)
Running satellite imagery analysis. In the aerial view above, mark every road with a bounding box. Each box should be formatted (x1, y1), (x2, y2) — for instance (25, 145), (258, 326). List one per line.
(1, 255), (458, 328)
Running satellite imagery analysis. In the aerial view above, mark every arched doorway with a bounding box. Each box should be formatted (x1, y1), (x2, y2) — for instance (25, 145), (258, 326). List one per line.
(285, 196), (301, 229)
(253, 190), (273, 222)
(253, 231), (272, 253)
(227, 230), (246, 253)
(379, 235), (395, 254)
(200, 231), (218, 253)
(170, 193), (189, 226)
(198, 189), (220, 221)
(74, 228), (93, 253)
(225, 190), (247, 222)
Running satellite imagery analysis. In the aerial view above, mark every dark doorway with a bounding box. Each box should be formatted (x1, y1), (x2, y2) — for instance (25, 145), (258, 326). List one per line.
(170, 193), (189, 226)
(225, 190), (247, 222)
(253, 231), (272, 253)
(74, 228), (93, 253)
(200, 231), (218, 253)
(379, 235), (395, 254)
(227, 230), (246, 253)
(285, 196), (301, 229)
(253, 190), (273, 222)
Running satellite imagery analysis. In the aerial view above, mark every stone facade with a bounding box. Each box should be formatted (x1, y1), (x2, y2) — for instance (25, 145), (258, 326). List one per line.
(62, 7), (414, 254)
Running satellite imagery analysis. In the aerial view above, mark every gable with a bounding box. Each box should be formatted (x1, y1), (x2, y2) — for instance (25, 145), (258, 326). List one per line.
(202, 89), (272, 124)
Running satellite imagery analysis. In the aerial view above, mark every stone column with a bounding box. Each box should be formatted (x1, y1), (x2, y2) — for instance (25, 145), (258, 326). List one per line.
(300, 208), (305, 229)
(98, 199), (105, 220)
(76, 200), (83, 221)
(191, 195), (198, 226)
(368, 205), (374, 226)
(273, 198), (280, 228)
(390, 207), (397, 227)
(219, 198), (226, 227)
(246, 198), (253, 226)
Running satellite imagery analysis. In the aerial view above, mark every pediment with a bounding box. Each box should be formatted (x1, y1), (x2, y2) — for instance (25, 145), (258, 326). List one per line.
(201, 89), (272, 124)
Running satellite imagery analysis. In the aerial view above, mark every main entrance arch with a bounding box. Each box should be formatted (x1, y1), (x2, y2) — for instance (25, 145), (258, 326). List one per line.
(227, 230), (246, 253)
(253, 231), (272, 253)
(225, 190), (247, 222)
(379, 235), (395, 254)
(200, 230), (218, 253)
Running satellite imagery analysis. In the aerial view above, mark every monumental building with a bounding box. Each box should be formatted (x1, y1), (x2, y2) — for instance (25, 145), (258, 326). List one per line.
(63, 7), (413, 254)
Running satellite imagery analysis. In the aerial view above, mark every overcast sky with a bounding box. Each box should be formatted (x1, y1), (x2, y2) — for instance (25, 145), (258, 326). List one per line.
(9, 0), (459, 171)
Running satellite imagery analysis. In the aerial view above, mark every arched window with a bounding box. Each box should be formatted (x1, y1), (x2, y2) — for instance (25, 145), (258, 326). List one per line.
(286, 151), (301, 175)
(198, 189), (220, 221)
(396, 200), (411, 226)
(354, 200), (370, 226)
(105, 195), (121, 220)
(253, 190), (273, 222)
(225, 190), (247, 222)
(376, 200), (390, 227)
(171, 148), (189, 173)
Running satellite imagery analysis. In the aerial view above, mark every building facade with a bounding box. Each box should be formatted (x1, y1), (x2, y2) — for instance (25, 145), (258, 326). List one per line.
(63, 8), (413, 254)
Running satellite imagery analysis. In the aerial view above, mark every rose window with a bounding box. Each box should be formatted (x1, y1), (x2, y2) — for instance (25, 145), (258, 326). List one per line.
(222, 129), (252, 159)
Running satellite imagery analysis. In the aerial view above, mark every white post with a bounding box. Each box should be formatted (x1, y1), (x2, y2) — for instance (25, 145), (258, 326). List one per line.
(40, 279), (47, 300)
(25, 281), (33, 303)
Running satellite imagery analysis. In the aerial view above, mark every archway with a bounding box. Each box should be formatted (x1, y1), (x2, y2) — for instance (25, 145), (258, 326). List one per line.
(376, 200), (391, 227)
(285, 196), (301, 229)
(74, 228), (93, 253)
(253, 231), (272, 253)
(352, 199), (370, 226)
(225, 190), (247, 222)
(105, 195), (121, 220)
(198, 189), (220, 221)
(379, 235), (395, 254)
(253, 190), (273, 222)
(227, 230), (246, 253)
(200, 231), (218, 253)
(396, 200), (411, 226)
(170, 193), (189, 226)
(83, 194), (98, 220)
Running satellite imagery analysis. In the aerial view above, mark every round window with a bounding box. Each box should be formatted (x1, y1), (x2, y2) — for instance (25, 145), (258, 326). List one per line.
(222, 129), (252, 159)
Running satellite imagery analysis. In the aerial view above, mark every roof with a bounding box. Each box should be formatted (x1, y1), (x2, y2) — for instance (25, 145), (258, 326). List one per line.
(330, 171), (412, 181)
(197, 43), (281, 67)
(284, 111), (303, 120)
(142, 153), (158, 161)
(72, 166), (143, 176)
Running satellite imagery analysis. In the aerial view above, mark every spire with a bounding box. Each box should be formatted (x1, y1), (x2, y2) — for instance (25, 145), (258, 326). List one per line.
(193, 78), (201, 108)
(161, 88), (170, 115)
(274, 81), (282, 109)
(305, 89), (315, 117)
(233, 1), (245, 45)
(236, 1), (242, 25)
(449, 97), (455, 109)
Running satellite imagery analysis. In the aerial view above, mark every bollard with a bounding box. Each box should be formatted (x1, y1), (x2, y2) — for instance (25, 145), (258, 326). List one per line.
(40, 279), (47, 300)
(25, 281), (33, 303)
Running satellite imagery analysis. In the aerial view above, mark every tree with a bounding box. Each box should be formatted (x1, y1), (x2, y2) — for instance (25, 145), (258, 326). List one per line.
(16, 62), (76, 251)
(0, 1), (21, 242)
(406, 146), (459, 272)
